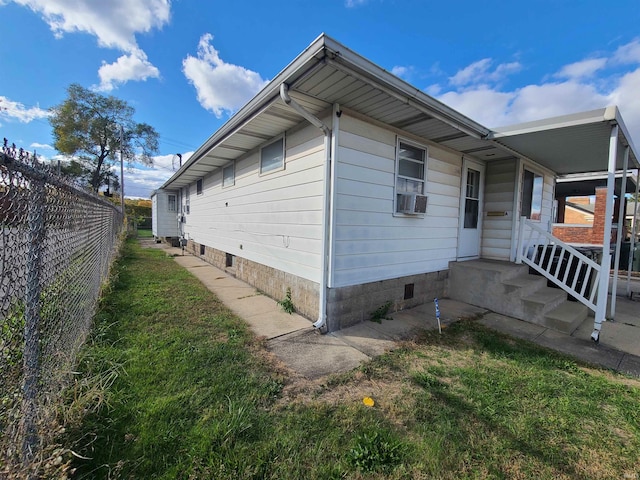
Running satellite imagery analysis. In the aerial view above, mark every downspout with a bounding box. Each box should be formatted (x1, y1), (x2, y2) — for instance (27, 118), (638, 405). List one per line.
(280, 83), (331, 331)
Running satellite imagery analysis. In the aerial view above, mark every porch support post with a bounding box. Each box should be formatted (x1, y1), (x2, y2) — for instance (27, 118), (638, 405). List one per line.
(628, 170), (640, 297)
(610, 146), (629, 317)
(592, 124), (618, 343)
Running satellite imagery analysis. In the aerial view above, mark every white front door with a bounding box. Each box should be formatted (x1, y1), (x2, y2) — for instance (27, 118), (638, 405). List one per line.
(458, 159), (485, 259)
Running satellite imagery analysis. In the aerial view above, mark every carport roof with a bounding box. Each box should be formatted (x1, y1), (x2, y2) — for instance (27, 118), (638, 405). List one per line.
(490, 107), (640, 175)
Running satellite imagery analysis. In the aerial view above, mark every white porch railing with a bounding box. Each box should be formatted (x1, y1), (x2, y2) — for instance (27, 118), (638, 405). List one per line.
(516, 217), (601, 312)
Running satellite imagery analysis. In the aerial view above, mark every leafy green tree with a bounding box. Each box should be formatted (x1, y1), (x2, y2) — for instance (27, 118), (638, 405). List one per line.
(50, 84), (159, 192)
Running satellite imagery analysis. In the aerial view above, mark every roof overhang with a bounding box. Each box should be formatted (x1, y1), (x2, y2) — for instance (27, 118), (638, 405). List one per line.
(490, 107), (640, 175)
(161, 35), (640, 192)
(161, 34), (503, 190)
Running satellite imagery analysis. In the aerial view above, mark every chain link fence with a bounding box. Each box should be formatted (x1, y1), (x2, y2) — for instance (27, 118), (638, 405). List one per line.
(0, 140), (124, 474)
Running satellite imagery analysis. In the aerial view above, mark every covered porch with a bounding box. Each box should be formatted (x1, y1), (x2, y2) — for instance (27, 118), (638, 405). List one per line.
(488, 107), (640, 343)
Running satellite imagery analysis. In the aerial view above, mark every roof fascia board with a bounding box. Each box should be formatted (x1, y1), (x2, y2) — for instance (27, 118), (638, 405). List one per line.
(490, 108), (610, 138)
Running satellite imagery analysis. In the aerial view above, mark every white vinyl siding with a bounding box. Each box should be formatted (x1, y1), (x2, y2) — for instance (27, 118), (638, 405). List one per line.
(481, 160), (516, 260)
(183, 124), (325, 282)
(332, 114), (462, 287)
(151, 190), (180, 238)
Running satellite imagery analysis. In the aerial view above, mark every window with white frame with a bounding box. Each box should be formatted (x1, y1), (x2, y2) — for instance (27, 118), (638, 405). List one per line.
(196, 178), (203, 195)
(167, 194), (177, 212)
(260, 136), (284, 174)
(395, 139), (427, 213)
(184, 186), (190, 214)
(223, 162), (235, 187)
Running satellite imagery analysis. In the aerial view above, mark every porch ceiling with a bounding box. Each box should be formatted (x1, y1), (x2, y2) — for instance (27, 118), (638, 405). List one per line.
(490, 107), (640, 175)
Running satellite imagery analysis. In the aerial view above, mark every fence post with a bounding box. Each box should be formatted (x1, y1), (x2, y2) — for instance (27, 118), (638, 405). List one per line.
(22, 178), (45, 466)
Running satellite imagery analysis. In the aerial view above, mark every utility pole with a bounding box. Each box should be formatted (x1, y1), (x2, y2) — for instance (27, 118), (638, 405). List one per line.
(120, 125), (125, 213)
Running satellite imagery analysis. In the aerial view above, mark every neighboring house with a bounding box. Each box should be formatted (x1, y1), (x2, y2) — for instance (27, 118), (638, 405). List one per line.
(553, 172), (639, 246)
(151, 189), (180, 244)
(153, 34), (639, 342)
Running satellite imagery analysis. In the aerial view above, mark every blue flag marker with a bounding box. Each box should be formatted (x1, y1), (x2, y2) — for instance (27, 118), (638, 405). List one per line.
(434, 297), (441, 334)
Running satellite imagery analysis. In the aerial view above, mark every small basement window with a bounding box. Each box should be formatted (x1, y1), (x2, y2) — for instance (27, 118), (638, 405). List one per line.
(197, 178), (203, 195)
(200, 244), (205, 255)
(260, 137), (284, 174)
(223, 162), (235, 187)
(167, 194), (177, 212)
(404, 283), (414, 300)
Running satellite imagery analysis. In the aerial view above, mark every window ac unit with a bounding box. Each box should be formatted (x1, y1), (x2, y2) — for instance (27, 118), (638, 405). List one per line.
(397, 193), (427, 214)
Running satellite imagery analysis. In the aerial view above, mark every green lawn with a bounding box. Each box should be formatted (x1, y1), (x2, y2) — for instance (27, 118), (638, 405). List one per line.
(134, 228), (154, 238)
(64, 239), (640, 479)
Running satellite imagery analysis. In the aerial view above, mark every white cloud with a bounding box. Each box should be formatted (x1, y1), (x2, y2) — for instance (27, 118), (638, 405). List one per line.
(124, 151), (194, 198)
(182, 33), (268, 117)
(391, 65), (414, 81)
(96, 49), (160, 91)
(449, 58), (521, 87)
(555, 58), (607, 79)
(0, 96), (50, 123)
(606, 68), (640, 138)
(9, 0), (170, 51)
(438, 88), (516, 127)
(613, 39), (640, 65)
(8, 0), (168, 88)
(433, 39), (640, 149)
(449, 58), (492, 87)
(30, 142), (53, 149)
(345, 0), (368, 7)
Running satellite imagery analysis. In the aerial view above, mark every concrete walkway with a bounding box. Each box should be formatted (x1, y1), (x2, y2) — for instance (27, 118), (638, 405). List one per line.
(142, 239), (640, 379)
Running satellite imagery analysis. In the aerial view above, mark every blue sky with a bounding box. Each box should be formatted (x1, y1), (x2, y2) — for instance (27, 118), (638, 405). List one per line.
(2, 0), (640, 198)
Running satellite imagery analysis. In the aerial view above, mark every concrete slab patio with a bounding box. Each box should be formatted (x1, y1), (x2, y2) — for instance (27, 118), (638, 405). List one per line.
(141, 238), (640, 379)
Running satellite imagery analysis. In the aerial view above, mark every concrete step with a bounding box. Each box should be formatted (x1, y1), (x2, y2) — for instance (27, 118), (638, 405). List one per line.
(544, 301), (589, 334)
(450, 259), (529, 282)
(502, 274), (547, 296)
(523, 286), (568, 315)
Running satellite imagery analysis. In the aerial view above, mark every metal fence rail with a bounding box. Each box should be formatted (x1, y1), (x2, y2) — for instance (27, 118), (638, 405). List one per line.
(0, 140), (123, 474)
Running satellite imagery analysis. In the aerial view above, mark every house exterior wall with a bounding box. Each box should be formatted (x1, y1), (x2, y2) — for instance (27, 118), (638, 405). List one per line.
(184, 239), (320, 320)
(563, 205), (594, 224)
(151, 190), (179, 238)
(181, 122), (326, 308)
(332, 113), (462, 289)
(481, 159), (517, 260)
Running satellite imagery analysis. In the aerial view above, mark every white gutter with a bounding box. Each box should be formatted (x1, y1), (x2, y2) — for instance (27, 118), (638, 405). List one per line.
(280, 83), (331, 332)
